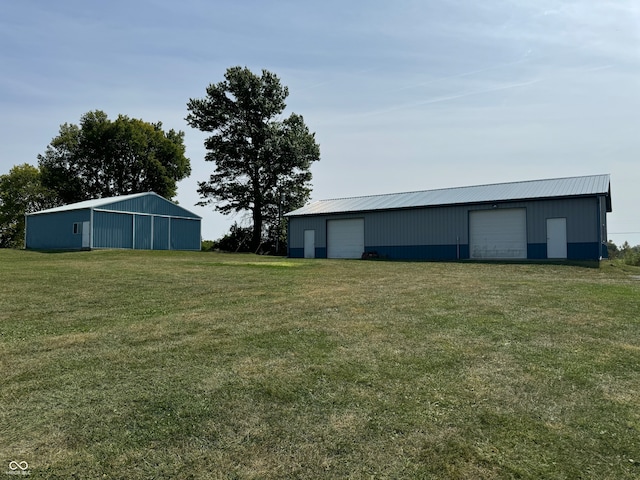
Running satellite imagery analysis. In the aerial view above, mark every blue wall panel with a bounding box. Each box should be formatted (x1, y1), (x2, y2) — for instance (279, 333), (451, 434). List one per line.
(105, 194), (200, 219)
(289, 247), (304, 258)
(26, 210), (89, 249)
(528, 243), (547, 259)
(366, 244), (462, 260)
(567, 242), (599, 260)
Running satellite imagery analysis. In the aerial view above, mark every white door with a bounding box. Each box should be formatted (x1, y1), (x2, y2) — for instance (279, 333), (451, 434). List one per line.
(304, 230), (315, 258)
(82, 221), (90, 248)
(469, 209), (527, 259)
(327, 218), (364, 259)
(546, 218), (567, 259)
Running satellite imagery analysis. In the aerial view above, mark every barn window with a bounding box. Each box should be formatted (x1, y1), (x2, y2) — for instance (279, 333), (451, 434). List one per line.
(73, 222), (82, 234)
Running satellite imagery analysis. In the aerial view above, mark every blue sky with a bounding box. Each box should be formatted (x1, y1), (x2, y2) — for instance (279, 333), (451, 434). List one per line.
(2, 0), (639, 245)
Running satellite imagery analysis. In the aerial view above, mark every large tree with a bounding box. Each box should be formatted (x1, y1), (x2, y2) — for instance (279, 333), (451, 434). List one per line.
(186, 66), (320, 251)
(0, 164), (56, 248)
(38, 110), (191, 204)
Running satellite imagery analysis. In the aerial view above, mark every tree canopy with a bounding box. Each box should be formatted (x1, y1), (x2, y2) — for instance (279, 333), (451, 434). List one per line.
(0, 164), (56, 248)
(38, 110), (191, 204)
(186, 66), (320, 251)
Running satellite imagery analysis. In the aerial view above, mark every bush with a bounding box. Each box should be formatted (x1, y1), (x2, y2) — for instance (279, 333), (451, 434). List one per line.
(624, 250), (640, 266)
(201, 240), (215, 251)
(210, 223), (253, 253)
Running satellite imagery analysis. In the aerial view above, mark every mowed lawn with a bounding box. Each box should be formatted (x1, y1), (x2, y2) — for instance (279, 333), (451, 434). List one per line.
(1, 250), (639, 479)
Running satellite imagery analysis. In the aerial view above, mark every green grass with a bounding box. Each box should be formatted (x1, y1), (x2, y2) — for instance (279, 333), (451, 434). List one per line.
(1, 250), (639, 479)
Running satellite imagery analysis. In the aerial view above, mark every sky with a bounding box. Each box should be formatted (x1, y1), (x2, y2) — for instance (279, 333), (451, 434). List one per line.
(1, 0), (639, 246)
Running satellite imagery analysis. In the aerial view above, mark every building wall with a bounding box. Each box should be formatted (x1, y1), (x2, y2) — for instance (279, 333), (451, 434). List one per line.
(287, 196), (605, 260)
(25, 210), (90, 250)
(26, 209), (201, 251)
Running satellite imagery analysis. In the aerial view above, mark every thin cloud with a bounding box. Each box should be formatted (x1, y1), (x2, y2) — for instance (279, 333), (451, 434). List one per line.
(362, 78), (542, 117)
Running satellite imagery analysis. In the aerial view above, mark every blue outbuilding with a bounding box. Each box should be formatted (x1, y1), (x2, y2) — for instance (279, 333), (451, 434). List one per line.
(25, 192), (201, 251)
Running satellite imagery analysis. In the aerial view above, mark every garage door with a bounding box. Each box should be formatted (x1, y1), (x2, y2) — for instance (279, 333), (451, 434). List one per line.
(327, 218), (364, 259)
(469, 208), (527, 259)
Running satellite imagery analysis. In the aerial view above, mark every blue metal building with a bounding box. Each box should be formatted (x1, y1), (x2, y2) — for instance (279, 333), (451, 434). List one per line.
(25, 192), (201, 251)
(285, 175), (612, 261)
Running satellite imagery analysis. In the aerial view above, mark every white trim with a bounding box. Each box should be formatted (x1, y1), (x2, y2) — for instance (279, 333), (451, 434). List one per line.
(89, 209), (94, 249)
(93, 208), (200, 221)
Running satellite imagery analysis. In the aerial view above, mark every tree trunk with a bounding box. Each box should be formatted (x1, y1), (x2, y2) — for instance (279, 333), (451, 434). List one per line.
(251, 206), (263, 252)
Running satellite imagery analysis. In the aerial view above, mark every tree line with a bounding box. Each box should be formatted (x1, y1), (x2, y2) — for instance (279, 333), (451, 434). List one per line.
(0, 67), (320, 252)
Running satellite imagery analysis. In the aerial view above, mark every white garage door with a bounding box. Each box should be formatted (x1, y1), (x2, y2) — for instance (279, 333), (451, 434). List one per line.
(327, 218), (364, 259)
(469, 208), (527, 259)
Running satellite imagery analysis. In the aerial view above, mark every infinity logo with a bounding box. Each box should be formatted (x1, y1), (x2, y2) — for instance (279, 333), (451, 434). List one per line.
(8, 461), (29, 471)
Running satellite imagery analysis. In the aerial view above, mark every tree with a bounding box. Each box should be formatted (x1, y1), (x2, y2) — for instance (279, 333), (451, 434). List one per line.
(38, 110), (191, 204)
(186, 66), (320, 251)
(0, 164), (56, 248)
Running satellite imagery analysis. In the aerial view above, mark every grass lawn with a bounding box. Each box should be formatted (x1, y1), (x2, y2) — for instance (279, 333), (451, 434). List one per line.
(1, 249), (639, 479)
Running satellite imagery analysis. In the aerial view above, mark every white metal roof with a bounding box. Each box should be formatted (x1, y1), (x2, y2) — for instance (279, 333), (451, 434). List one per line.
(285, 174), (611, 217)
(29, 192), (162, 215)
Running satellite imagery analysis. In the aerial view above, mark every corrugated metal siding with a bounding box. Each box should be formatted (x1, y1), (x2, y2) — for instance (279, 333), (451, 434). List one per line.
(93, 211), (133, 249)
(25, 210), (90, 249)
(288, 216), (328, 249)
(365, 206), (469, 246)
(105, 194), (200, 219)
(31, 192), (201, 219)
(525, 197), (598, 243)
(170, 218), (201, 250)
(286, 174), (610, 217)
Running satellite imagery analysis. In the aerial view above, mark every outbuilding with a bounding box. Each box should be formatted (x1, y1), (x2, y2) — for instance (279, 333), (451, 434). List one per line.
(25, 192), (201, 251)
(285, 174), (611, 261)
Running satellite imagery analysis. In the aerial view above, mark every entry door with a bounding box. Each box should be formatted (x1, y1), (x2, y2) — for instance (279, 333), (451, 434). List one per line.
(547, 218), (567, 259)
(82, 221), (90, 248)
(304, 230), (315, 258)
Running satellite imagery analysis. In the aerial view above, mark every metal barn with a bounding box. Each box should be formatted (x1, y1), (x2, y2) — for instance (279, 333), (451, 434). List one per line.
(285, 175), (612, 261)
(25, 192), (201, 251)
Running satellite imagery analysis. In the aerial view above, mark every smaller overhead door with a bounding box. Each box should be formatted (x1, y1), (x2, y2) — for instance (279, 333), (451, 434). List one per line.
(327, 218), (364, 259)
(469, 208), (527, 259)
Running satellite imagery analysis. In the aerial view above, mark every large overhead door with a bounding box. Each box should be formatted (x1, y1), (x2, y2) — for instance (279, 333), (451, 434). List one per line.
(469, 208), (527, 259)
(327, 218), (364, 259)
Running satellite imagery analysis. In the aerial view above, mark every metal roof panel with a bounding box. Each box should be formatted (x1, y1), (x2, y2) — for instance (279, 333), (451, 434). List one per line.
(285, 174), (611, 217)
